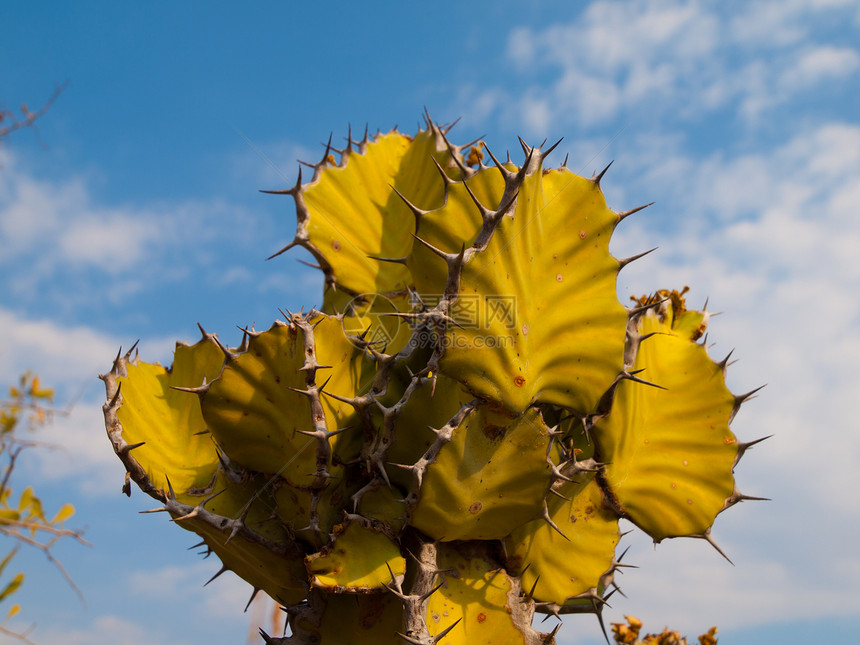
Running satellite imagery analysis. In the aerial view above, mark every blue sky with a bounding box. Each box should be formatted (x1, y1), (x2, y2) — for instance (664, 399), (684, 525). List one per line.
(2, 1), (860, 643)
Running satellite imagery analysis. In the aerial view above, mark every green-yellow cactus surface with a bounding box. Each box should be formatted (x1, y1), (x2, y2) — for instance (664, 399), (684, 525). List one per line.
(102, 116), (763, 644)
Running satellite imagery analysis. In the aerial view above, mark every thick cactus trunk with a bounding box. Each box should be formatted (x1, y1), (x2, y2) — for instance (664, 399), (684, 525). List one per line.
(101, 114), (764, 644)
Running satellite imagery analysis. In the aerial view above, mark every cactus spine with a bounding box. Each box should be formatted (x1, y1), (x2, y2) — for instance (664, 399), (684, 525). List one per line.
(102, 114), (764, 643)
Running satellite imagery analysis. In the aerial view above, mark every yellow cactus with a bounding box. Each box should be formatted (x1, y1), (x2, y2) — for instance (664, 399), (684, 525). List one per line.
(102, 115), (764, 643)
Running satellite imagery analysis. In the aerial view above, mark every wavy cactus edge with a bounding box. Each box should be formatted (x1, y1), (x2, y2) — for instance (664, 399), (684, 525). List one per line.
(101, 113), (765, 645)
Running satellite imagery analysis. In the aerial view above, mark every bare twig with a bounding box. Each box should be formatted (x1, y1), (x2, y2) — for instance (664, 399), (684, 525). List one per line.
(0, 81), (68, 143)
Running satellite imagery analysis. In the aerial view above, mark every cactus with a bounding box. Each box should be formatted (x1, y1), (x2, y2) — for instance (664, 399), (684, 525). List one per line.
(101, 114), (764, 644)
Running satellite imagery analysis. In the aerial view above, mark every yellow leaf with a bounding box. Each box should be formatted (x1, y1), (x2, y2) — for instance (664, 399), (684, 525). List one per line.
(5, 603), (20, 618)
(51, 503), (75, 525)
(18, 488), (33, 511)
(31, 384), (54, 400)
(0, 573), (24, 602)
(0, 550), (17, 577)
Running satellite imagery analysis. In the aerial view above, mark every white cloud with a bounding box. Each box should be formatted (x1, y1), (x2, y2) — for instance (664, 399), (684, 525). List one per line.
(228, 133), (314, 190)
(0, 149), (265, 314)
(128, 560), (256, 622)
(507, 27), (536, 68)
(490, 1), (860, 133)
(729, 0), (812, 47)
(18, 614), (182, 645)
(0, 309), (124, 387)
(0, 308), (182, 496)
(0, 152), (163, 278)
(589, 522), (860, 641)
(783, 45), (860, 89)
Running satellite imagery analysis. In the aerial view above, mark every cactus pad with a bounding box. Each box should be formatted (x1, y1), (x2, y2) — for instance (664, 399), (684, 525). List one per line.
(102, 115), (764, 644)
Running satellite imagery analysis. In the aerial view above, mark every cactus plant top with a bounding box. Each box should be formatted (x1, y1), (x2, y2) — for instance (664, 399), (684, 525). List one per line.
(102, 113), (765, 644)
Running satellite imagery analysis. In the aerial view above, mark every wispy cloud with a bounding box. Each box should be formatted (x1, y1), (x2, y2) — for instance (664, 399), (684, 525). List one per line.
(460, 1), (860, 135)
(128, 560), (255, 618)
(0, 307), (180, 496)
(0, 149), (268, 316)
(16, 614), (186, 645)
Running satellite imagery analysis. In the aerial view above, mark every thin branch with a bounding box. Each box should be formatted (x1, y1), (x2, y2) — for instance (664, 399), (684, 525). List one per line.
(0, 624), (37, 645)
(0, 81), (68, 143)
